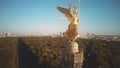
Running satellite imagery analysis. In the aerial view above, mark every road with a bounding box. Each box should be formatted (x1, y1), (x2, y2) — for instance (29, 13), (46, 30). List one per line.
(18, 38), (40, 68)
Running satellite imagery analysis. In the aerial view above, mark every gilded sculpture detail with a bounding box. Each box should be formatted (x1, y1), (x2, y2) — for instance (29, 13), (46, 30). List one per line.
(57, 4), (79, 41)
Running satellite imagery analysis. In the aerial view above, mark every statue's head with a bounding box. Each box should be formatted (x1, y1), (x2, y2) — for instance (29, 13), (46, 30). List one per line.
(73, 8), (78, 15)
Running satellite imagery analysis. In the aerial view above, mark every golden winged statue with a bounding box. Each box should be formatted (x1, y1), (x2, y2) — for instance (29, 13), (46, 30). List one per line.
(57, 6), (79, 41)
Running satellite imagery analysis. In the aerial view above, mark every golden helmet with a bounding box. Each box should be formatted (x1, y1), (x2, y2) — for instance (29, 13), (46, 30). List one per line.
(73, 8), (78, 14)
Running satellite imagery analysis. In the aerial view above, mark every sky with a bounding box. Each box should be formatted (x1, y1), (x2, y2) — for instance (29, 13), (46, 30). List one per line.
(0, 0), (120, 35)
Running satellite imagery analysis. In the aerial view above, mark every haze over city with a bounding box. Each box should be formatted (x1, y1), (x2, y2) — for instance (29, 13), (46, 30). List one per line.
(0, 0), (120, 35)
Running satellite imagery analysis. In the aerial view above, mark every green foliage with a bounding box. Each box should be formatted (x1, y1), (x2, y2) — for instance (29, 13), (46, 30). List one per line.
(21, 36), (67, 68)
(0, 37), (18, 68)
(0, 36), (120, 68)
(21, 37), (120, 68)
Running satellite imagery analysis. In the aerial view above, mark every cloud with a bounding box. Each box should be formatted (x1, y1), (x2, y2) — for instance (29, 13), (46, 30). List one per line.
(58, 17), (67, 21)
(58, 17), (89, 23)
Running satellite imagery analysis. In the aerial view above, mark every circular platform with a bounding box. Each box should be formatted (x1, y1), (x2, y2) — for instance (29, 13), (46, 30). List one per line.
(67, 41), (79, 54)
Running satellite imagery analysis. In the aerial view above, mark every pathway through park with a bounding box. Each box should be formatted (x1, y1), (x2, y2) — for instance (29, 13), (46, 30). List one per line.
(18, 38), (40, 68)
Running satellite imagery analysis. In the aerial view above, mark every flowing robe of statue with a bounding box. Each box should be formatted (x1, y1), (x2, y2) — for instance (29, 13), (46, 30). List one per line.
(57, 7), (79, 41)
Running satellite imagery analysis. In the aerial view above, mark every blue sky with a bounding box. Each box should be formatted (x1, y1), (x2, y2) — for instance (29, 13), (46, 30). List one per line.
(0, 0), (120, 35)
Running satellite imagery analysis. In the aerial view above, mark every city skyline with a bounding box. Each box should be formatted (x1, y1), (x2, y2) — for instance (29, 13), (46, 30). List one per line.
(0, 0), (120, 35)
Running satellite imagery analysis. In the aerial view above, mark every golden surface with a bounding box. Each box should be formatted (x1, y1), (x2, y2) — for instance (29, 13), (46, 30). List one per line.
(57, 7), (79, 41)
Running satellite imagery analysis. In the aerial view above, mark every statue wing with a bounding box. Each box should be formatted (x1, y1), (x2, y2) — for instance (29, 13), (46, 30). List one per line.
(57, 7), (73, 22)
